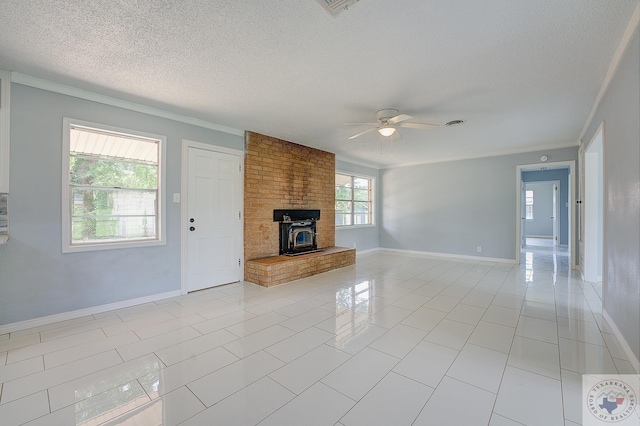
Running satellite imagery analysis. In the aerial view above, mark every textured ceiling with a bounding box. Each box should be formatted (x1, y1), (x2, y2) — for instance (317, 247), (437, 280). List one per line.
(0, 0), (637, 167)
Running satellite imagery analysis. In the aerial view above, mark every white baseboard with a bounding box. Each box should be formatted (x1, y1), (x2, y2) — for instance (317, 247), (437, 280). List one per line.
(0, 290), (182, 334)
(355, 247), (380, 257)
(377, 247), (516, 264)
(603, 309), (640, 374)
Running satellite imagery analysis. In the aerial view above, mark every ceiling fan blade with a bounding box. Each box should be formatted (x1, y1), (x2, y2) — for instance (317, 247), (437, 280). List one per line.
(397, 122), (439, 130)
(348, 127), (378, 140)
(388, 114), (412, 125)
(343, 122), (379, 127)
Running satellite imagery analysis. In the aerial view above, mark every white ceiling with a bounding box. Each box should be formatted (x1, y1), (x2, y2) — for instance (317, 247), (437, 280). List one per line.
(0, 0), (637, 168)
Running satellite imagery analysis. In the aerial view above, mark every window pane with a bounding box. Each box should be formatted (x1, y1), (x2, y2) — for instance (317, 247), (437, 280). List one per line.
(353, 177), (369, 189)
(70, 126), (158, 164)
(335, 213), (352, 226)
(354, 188), (369, 201)
(354, 214), (370, 225)
(335, 185), (352, 200)
(70, 156), (158, 189)
(353, 201), (369, 214)
(526, 205), (533, 220)
(335, 200), (352, 214)
(335, 173), (351, 186)
(72, 216), (156, 242)
(71, 188), (157, 243)
(335, 173), (353, 200)
(72, 188), (157, 216)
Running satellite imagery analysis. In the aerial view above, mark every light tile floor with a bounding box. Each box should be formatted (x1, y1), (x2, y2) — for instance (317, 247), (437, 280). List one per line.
(0, 246), (636, 425)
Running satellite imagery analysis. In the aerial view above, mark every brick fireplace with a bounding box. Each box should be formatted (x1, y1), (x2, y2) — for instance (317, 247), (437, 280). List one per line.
(244, 132), (355, 286)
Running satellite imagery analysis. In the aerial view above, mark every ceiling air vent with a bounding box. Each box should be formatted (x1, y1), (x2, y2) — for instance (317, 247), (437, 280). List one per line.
(315, 0), (359, 17)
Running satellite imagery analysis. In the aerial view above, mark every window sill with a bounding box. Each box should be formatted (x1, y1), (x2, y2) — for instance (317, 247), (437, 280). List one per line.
(336, 224), (376, 230)
(62, 238), (165, 253)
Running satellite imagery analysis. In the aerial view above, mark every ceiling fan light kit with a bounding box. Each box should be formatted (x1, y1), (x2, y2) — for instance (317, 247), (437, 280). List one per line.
(347, 108), (439, 141)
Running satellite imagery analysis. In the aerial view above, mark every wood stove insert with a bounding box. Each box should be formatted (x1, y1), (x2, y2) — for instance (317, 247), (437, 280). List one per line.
(273, 209), (321, 256)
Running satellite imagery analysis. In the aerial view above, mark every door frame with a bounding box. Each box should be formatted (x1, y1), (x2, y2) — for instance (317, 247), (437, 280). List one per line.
(552, 180), (560, 246)
(520, 180), (560, 245)
(180, 140), (244, 294)
(583, 122), (604, 282)
(515, 160), (575, 268)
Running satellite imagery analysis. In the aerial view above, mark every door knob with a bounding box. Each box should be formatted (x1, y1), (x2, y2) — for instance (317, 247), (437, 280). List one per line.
(190, 218), (195, 223)
(189, 226), (195, 231)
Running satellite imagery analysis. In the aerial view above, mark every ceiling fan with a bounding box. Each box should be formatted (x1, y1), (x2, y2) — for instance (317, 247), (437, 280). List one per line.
(346, 108), (439, 140)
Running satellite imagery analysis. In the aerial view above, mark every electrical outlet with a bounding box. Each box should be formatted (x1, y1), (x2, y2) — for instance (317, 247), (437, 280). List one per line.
(353, 243), (357, 249)
(476, 246), (482, 253)
(173, 193), (180, 203)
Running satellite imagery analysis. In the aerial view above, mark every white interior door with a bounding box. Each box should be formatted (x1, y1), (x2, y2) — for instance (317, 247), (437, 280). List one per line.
(187, 147), (241, 291)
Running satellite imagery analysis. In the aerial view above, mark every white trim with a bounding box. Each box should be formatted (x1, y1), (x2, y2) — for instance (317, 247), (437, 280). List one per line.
(603, 309), (640, 374)
(381, 142), (578, 169)
(355, 247), (380, 257)
(10, 72), (244, 137)
(0, 69), (10, 193)
(335, 224), (376, 230)
(583, 123), (604, 283)
(378, 247), (516, 264)
(335, 170), (376, 227)
(577, 4), (640, 144)
(61, 118), (167, 253)
(180, 140), (245, 294)
(0, 290), (181, 334)
(515, 160), (576, 268)
(583, 121), (606, 153)
(182, 139), (245, 157)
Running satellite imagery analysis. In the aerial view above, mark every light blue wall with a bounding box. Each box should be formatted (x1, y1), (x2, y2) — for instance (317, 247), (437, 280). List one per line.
(334, 159), (380, 251)
(379, 147), (578, 260)
(0, 84), (243, 325)
(521, 168), (570, 245)
(582, 26), (639, 361)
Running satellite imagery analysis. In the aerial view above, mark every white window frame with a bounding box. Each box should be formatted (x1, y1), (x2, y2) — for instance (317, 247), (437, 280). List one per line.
(62, 118), (166, 253)
(335, 171), (375, 228)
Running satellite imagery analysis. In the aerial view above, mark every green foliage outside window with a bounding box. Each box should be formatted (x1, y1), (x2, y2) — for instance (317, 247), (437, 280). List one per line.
(69, 141), (158, 242)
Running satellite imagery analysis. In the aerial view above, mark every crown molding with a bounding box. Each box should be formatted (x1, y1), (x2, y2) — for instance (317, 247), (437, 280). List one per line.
(577, 4), (640, 143)
(381, 141), (578, 169)
(10, 72), (244, 137)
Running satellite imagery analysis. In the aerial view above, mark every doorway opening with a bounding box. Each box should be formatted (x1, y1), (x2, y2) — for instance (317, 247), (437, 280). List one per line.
(515, 161), (575, 270)
(522, 180), (560, 246)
